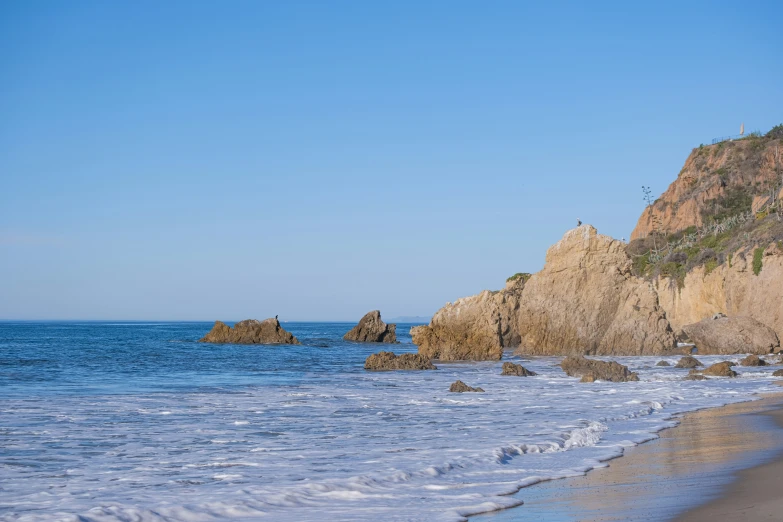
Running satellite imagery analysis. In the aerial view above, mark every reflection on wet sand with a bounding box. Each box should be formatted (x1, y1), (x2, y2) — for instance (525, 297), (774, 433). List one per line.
(474, 394), (783, 522)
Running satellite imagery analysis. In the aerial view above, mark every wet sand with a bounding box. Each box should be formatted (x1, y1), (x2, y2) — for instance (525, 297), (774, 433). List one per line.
(473, 393), (783, 521)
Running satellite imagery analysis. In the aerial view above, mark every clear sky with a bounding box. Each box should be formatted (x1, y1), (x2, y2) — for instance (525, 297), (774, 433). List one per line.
(1, 1), (781, 321)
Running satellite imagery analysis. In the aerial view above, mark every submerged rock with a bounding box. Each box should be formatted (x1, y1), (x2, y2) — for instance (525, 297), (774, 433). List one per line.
(674, 356), (703, 369)
(560, 356), (639, 383)
(682, 316), (780, 355)
(685, 374), (708, 381)
(656, 360), (671, 367)
(772, 369), (783, 377)
(690, 361), (738, 378)
(411, 277), (525, 361)
(199, 318), (300, 345)
(500, 362), (537, 376)
(343, 310), (397, 343)
(449, 380), (485, 393)
(739, 354), (767, 367)
(364, 351), (436, 371)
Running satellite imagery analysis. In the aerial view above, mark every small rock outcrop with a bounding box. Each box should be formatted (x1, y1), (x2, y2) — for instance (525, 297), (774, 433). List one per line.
(690, 361), (738, 378)
(199, 318), (300, 345)
(772, 369), (783, 377)
(656, 360), (671, 367)
(739, 354), (767, 367)
(675, 356), (703, 369)
(343, 311), (397, 343)
(515, 226), (677, 356)
(685, 374), (708, 381)
(449, 380), (485, 393)
(411, 277), (525, 361)
(364, 351), (436, 371)
(501, 362), (537, 376)
(682, 316), (780, 355)
(560, 356), (639, 383)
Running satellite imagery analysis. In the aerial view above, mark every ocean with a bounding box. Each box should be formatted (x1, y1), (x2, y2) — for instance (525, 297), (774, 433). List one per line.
(1, 321), (779, 522)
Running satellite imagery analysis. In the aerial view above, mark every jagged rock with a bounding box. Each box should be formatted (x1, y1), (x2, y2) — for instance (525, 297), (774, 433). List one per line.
(343, 310), (397, 343)
(685, 374), (708, 381)
(501, 362), (537, 376)
(675, 356), (703, 369)
(514, 226), (677, 356)
(682, 316), (780, 355)
(739, 354), (767, 366)
(773, 369), (783, 377)
(364, 351), (436, 371)
(560, 356), (639, 383)
(656, 360), (671, 367)
(690, 361), (738, 378)
(199, 318), (299, 344)
(411, 277), (525, 361)
(449, 380), (484, 393)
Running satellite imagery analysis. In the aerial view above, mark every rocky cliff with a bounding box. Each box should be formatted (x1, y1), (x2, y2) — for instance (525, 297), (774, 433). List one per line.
(514, 226), (677, 356)
(631, 132), (783, 240)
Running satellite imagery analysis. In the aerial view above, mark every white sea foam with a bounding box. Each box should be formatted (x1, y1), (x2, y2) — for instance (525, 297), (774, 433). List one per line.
(1, 354), (780, 521)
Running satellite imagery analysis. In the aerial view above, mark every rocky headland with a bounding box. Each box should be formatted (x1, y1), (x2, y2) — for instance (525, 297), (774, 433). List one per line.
(411, 128), (783, 359)
(343, 310), (397, 343)
(199, 318), (300, 345)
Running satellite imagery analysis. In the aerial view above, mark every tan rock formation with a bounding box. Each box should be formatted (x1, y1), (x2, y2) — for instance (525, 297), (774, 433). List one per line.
(364, 351), (436, 371)
(691, 361), (738, 378)
(560, 356), (639, 383)
(655, 247), (783, 341)
(199, 318), (300, 345)
(449, 380), (484, 393)
(410, 277), (525, 361)
(500, 362), (536, 376)
(681, 315), (780, 355)
(343, 310), (397, 343)
(514, 226), (677, 356)
(631, 137), (783, 240)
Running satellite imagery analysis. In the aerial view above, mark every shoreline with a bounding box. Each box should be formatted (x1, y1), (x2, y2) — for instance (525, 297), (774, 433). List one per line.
(472, 391), (783, 522)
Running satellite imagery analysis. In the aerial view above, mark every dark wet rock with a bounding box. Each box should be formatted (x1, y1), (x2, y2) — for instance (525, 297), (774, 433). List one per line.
(682, 316), (780, 355)
(674, 356), (703, 369)
(685, 374), (708, 381)
(199, 318), (300, 345)
(690, 361), (738, 378)
(344, 310), (397, 343)
(739, 354), (767, 367)
(364, 351), (436, 371)
(772, 369), (783, 377)
(560, 356), (639, 383)
(501, 362), (537, 376)
(449, 380), (485, 393)
(656, 360), (671, 367)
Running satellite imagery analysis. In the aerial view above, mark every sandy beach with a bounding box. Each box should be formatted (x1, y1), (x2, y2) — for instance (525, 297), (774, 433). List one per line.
(474, 392), (783, 521)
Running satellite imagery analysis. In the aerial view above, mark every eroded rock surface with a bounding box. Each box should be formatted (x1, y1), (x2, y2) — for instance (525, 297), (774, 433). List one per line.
(449, 380), (485, 393)
(500, 362), (536, 376)
(739, 354), (766, 366)
(364, 351), (436, 371)
(656, 360), (671, 367)
(514, 226), (677, 356)
(199, 318), (300, 345)
(691, 361), (737, 378)
(344, 310), (397, 343)
(682, 316), (780, 355)
(675, 356), (703, 369)
(411, 278), (525, 361)
(560, 356), (639, 383)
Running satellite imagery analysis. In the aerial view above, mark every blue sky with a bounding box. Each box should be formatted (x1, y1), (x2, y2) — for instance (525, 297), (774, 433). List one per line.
(1, 1), (781, 320)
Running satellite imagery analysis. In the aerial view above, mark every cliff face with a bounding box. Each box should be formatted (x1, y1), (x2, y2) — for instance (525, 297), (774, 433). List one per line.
(514, 226), (677, 356)
(411, 278), (524, 361)
(655, 243), (783, 340)
(631, 136), (782, 240)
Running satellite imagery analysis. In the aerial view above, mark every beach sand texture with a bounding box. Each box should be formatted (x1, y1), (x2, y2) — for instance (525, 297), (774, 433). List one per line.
(474, 394), (783, 521)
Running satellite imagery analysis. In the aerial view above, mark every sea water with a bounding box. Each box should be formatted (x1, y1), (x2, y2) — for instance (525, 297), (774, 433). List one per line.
(1, 321), (780, 522)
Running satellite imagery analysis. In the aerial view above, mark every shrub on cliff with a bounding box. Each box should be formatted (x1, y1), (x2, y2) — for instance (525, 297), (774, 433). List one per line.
(753, 247), (764, 275)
